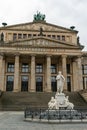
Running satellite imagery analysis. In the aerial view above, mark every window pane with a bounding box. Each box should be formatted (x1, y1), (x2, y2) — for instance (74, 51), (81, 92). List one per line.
(22, 63), (29, 72)
(82, 65), (87, 74)
(13, 33), (17, 41)
(67, 64), (70, 74)
(18, 33), (22, 39)
(7, 63), (14, 72)
(7, 76), (14, 81)
(22, 76), (28, 81)
(23, 34), (27, 39)
(36, 64), (43, 73)
(62, 36), (65, 41)
(57, 35), (60, 40)
(51, 64), (56, 73)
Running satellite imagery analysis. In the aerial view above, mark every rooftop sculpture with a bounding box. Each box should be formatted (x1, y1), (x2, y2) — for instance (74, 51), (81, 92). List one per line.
(34, 11), (46, 22)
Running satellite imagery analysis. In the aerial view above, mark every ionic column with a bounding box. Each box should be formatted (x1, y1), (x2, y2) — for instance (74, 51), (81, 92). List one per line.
(14, 54), (20, 92)
(62, 55), (67, 90)
(76, 56), (83, 90)
(0, 54), (5, 91)
(30, 55), (35, 92)
(72, 59), (78, 91)
(46, 55), (51, 92)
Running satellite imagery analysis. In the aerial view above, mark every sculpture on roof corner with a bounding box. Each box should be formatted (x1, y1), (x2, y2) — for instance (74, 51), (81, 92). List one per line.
(34, 11), (46, 22)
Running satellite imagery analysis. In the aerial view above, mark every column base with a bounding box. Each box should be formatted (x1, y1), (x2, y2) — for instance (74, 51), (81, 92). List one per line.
(46, 89), (51, 92)
(13, 89), (19, 92)
(29, 89), (36, 92)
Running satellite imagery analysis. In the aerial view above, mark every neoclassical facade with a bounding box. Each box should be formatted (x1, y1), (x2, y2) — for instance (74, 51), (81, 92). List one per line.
(0, 13), (87, 92)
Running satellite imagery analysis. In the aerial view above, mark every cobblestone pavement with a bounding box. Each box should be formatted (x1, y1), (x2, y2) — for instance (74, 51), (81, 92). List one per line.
(0, 111), (87, 130)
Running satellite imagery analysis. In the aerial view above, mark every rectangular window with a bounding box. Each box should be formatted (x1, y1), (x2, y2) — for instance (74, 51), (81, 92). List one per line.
(36, 64), (43, 73)
(36, 76), (43, 92)
(28, 34), (32, 38)
(82, 65), (87, 75)
(62, 36), (65, 41)
(13, 33), (17, 41)
(67, 76), (71, 92)
(57, 35), (60, 40)
(7, 63), (14, 72)
(22, 63), (29, 73)
(18, 33), (22, 39)
(47, 35), (51, 38)
(43, 34), (46, 37)
(6, 75), (14, 91)
(83, 77), (87, 89)
(67, 64), (70, 74)
(51, 76), (57, 92)
(51, 64), (56, 74)
(33, 34), (36, 37)
(52, 35), (56, 39)
(23, 34), (27, 39)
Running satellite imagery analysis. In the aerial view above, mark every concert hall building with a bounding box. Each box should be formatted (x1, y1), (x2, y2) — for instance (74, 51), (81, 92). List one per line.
(0, 13), (87, 92)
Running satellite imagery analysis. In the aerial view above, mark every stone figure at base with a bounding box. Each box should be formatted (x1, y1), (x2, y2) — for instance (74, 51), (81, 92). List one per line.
(48, 97), (58, 109)
(56, 71), (65, 93)
(64, 96), (74, 109)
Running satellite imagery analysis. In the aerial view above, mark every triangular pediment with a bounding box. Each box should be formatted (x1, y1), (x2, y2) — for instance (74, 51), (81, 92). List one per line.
(10, 37), (79, 49)
(0, 21), (77, 33)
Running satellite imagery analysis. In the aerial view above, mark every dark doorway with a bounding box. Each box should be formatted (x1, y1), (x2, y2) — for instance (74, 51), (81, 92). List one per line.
(21, 76), (28, 91)
(36, 76), (43, 92)
(51, 76), (57, 92)
(67, 76), (71, 92)
(6, 76), (14, 91)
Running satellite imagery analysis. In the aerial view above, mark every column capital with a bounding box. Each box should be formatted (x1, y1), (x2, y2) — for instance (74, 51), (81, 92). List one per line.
(14, 53), (20, 57)
(46, 55), (52, 58)
(0, 53), (4, 59)
(61, 54), (67, 58)
(30, 54), (36, 57)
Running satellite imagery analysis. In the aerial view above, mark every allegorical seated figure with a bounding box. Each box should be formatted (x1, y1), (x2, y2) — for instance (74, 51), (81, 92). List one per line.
(48, 97), (58, 109)
(64, 96), (74, 109)
(56, 71), (65, 93)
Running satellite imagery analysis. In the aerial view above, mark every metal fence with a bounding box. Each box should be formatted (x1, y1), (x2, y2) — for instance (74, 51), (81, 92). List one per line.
(24, 107), (87, 122)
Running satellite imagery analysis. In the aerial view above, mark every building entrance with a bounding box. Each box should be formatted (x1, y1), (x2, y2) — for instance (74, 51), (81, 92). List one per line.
(83, 77), (87, 89)
(67, 76), (71, 92)
(51, 76), (57, 92)
(6, 76), (14, 91)
(21, 76), (28, 91)
(36, 76), (43, 92)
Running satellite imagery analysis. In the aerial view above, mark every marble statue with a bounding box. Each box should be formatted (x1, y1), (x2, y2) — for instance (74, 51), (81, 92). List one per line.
(56, 71), (65, 93)
(48, 72), (74, 110)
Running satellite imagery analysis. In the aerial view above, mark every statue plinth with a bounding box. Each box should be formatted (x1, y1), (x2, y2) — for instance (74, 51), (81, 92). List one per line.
(55, 92), (65, 106)
(48, 92), (74, 110)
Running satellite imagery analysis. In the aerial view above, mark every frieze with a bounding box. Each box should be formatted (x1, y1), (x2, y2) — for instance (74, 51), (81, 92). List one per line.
(14, 38), (76, 49)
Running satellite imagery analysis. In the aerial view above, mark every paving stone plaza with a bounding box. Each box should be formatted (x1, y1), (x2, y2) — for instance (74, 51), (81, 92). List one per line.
(0, 111), (87, 130)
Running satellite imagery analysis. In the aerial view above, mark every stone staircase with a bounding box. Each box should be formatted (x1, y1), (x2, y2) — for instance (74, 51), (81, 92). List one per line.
(79, 90), (87, 102)
(0, 91), (87, 111)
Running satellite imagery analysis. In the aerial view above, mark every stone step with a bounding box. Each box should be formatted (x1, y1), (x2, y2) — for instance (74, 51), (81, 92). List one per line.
(0, 91), (87, 110)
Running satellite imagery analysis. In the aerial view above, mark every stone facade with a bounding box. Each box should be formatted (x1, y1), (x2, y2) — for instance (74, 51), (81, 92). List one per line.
(0, 19), (86, 92)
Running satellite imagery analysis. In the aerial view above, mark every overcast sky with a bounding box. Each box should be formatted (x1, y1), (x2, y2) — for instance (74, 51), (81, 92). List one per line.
(0, 0), (87, 50)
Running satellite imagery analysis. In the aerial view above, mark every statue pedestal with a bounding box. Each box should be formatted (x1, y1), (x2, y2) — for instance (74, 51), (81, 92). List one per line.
(48, 92), (74, 110)
(55, 93), (65, 105)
